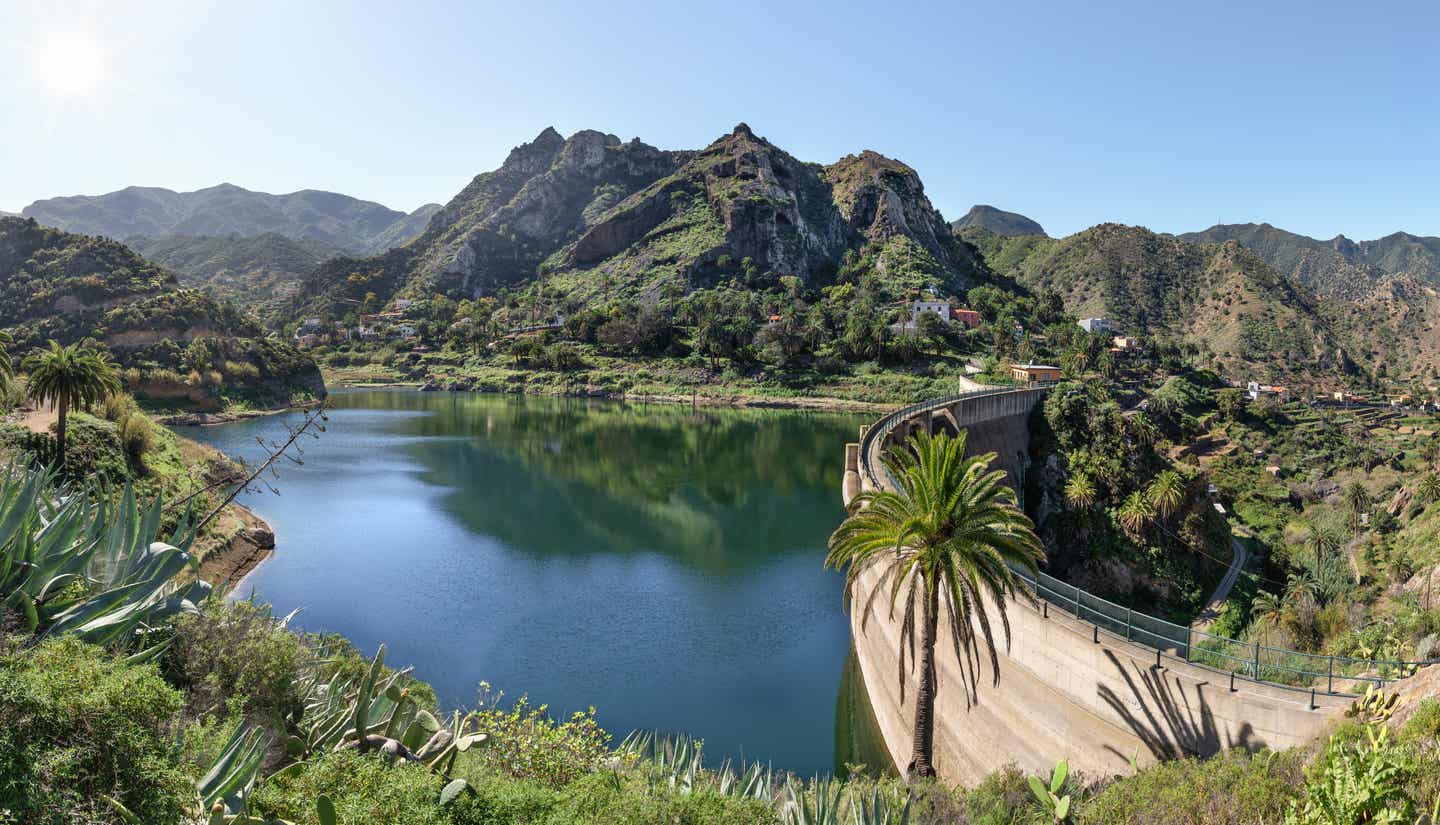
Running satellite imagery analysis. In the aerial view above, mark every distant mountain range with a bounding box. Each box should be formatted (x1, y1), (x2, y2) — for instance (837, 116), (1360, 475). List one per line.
(21, 183), (435, 254)
(19, 184), (441, 316)
(127, 233), (345, 322)
(12, 128), (1439, 387)
(289, 124), (987, 318)
(1179, 223), (1440, 300)
(951, 205), (1045, 237)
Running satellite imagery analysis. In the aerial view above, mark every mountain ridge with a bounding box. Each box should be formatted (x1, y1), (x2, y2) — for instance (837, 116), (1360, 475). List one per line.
(22, 183), (435, 255)
(288, 124), (988, 319)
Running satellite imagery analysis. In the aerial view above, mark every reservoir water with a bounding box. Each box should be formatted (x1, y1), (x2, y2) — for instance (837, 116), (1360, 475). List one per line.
(181, 389), (885, 777)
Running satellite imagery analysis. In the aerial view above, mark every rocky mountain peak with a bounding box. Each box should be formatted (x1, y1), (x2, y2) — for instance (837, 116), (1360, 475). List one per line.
(1330, 234), (1358, 258)
(951, 204), (1047, 238)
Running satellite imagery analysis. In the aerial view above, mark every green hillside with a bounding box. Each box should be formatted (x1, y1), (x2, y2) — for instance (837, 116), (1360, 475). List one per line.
(0, 217), (324, 409)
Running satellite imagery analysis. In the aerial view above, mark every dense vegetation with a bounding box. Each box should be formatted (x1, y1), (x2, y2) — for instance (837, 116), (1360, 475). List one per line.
(1029, 376), (1234, 619)
(0, 217), (324, 410)
(4, 494), (1440, 824)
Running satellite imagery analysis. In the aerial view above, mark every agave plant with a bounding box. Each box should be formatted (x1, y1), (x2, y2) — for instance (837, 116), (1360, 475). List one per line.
(781, 778), (845, 825)
(619, 730), (778, 801)
(850, 787), (912, 825)
(108, 723), (303, 824)
(287, 645), (486, 790)
(0, 467), (209, 651)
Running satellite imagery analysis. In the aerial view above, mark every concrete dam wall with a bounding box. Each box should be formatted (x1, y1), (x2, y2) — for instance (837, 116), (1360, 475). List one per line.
(841, 388), (1348, 785)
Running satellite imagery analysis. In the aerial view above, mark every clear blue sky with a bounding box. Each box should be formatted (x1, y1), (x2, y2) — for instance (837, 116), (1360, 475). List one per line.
(3, 0), (1438, 239)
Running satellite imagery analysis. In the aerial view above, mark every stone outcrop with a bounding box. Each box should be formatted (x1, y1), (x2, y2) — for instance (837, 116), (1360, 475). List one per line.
(288, 124), (990, 318)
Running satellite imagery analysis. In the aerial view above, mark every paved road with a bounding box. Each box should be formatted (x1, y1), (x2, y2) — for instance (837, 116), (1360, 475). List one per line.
(1192, 530), (1248, 633)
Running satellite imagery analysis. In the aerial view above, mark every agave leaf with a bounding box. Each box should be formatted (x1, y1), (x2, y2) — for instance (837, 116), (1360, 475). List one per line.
(1051, 760), (1068, 793)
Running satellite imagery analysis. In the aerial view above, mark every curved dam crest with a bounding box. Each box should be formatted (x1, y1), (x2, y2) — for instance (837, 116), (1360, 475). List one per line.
(840, 387), (1349, 785)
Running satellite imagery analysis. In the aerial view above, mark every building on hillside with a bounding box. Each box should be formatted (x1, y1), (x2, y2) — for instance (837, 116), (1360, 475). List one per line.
(394, 323), (419, 340)
(951, 307), (982, 328)
(296, 334), (322, 350)
(1112, 335), (1139, 351)
(1246, 381), (1290, 401)
(890, 298), (955, 335)
(1078, 317), (1114, 334)
(1333, 390), (1364, 404)
(356, 326), (381, 342)
(1010, 362), (1063, 383)
(392, 298), (415, 311)
(359, 314), (380, 326)
(298, 317), (325, 335)
(912, 299), (951, 322)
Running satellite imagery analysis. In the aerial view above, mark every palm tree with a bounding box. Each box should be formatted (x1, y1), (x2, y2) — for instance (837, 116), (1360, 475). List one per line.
(1063, 473), (1097, 510)
(1147, 470), (1186, 519)
(1344, 481), (1371, 532)
(1127, 412), (1158, 447)
(1118, 490), (1155, 537)
(23, 341), (121, 468)
(1416, 473), (1440, 508)
(827, 429), (1045, 779)
(0, 330), (13, 385)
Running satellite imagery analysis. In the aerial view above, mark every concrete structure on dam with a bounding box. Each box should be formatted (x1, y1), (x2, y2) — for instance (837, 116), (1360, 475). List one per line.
(840, 386), (1353, 785)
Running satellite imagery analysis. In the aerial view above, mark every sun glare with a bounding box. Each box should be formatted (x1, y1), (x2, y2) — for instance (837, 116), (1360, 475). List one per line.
(29, 31), (107, 98)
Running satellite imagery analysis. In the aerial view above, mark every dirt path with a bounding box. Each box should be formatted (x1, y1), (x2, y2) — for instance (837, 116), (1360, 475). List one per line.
(9, 404), (57, 434)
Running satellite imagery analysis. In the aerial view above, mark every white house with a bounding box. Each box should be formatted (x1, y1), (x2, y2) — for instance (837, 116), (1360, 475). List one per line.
(1078, 317), (1114, 334)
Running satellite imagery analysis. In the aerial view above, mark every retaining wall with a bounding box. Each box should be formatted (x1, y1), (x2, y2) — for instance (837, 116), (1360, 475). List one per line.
(841, 388), (1347, 784)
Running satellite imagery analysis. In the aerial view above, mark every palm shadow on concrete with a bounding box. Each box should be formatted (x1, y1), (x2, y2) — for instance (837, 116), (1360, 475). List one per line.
(1097, 649), (1263, 762)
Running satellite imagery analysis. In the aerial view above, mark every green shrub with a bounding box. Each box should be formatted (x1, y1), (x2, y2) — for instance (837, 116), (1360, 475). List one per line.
(1400, 699), (1440, 745)
(165, 598), (309, 723)
(459, 770), (778, 825)
(0, 638), (189, 825)
(962, 766), (1035, 824)
(250, 750), (453, 825)
(464, 688), (610, 788)
(1078, 748), (1302, 825)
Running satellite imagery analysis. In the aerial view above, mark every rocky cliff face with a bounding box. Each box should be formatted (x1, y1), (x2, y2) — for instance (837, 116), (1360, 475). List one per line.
(289, 124), (991, 317)
(406, 128), (683, 296)
(555, 124), (857, 296)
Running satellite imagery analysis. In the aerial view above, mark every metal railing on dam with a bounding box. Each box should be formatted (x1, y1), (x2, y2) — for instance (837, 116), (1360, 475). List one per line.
(856, 383), (1428, 699)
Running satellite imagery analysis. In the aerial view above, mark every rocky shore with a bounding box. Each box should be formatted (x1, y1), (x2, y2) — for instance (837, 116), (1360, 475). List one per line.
(196, 503), (276, 592)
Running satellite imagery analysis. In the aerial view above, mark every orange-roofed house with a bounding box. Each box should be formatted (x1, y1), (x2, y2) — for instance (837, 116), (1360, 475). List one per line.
(950, 308), (982, 329)
(1010, 363), (1063, 384)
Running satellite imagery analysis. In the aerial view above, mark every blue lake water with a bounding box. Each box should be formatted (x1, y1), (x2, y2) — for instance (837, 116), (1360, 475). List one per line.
(181, 389), (880, 776)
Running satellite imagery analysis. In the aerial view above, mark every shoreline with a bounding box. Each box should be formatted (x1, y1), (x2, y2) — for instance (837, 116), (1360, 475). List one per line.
(156, 405), (303, 427)
(330, 379), (898, 415)
(197, 502), (275, 594)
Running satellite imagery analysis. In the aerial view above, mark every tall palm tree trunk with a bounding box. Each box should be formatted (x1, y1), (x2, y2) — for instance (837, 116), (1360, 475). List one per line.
(908, 585), (940, 779)
(55, 395), (68, 469)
